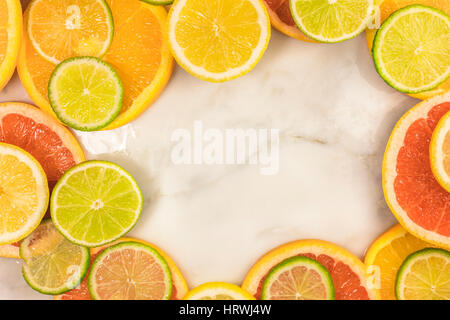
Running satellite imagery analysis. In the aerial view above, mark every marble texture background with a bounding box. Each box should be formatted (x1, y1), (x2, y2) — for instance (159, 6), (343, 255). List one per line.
(0, 5), (420, 299)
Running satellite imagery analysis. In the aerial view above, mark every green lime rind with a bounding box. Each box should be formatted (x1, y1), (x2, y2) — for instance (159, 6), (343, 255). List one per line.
(372, 5), (450, 94)
(289, 0), (374, 43)
(395, 247), (450, 300)
(27, 0), (115, 65)
(48, 56), (123, 131)
(88, 241), (173, 300)
(50, 160), (143, 248)
(20, 220), (90, 295)
(261, 255), (335, 300)
(139, 0), (174, 5)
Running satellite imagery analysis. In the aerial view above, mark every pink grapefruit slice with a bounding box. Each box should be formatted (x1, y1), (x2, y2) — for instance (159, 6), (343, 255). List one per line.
(383, 92), (450, 249)
(242, 239), (377, 300)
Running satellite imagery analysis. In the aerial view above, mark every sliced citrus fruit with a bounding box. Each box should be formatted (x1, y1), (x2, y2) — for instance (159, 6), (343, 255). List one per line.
(383, 92), (450, 249)
(20, 220), (90, 295)
(395, 248), (450, 300)
(140, 0), (173, 5)
(262, 0), (315, 42)
(55, 237), (188, 300)
(364, 224), (436, 300)
(0, 142), (48, 245)
(372, 5), (450, 94)
(51, 160), (142, 247)
(0, 102), (84, 259)
(18, 0), (173, 130)
(48, 57), (123, 131)
(184, 282), (255, 300)
(0, 0), (22, 91)
(366, 0), (450, 100)
(261, 256), (334, 300)
(242, 239), (377, 300)
(167, 0), (271, 82)
(430, 110), (450, 192)
(289, 0), (374, 43)
(27, 0), (113, 64)
(88, 241), (172, 300)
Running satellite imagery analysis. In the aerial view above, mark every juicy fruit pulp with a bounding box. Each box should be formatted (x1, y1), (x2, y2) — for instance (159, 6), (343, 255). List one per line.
(18, 0), (173, 130)
(0, 0), (22, 91)
(168, 0), (271, 82)
(261, 256), (334, 300)
(88, 242), (172, 300)
(48, 57), (123, 131)
(289, 0), (374, 43)
(383, 94), (450, 248)
(0, 142), (48, 245)
(27, 0), (114, 64)
(364, 224), (436, 300)
(51, 161), (142, 247)
(21, 220), (90, 295)
(395, 248), (450, 300)
(372, 5), (450, 93)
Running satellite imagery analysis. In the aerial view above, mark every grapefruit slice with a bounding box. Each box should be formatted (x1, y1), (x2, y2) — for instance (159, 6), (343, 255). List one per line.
(18, 0), (173, 130)
(383, 92), (450, 249)
(366, 0), (450, 100)
(54, 237), (189, 300)
(242, 239), (377, 300)
(0, 102), (84, 259)
(262, 0), (315, 42)
(0, 0), (22, 91)
(364, 224), (436, 300)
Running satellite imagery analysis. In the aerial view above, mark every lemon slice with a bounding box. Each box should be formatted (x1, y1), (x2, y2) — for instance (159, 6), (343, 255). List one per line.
(373, 5), (450, 93)
(21, 220), (90, 295)
(395, 248), (450, 300)
(289, 0), (374, 43)
(27, 0), (114, 64)
(0, 143), (48, 245)
(430, 110), (450, 192)
(167, 0), (271, 82)
(184, 282), (255, 300)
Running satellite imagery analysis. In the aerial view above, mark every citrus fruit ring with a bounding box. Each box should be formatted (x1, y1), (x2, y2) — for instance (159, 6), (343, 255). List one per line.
(430, 110), (450, 192)
(0, 0), (22, 91)
(242, 239), (377, 300)
(54, 237), (189, 300)
(0, 142), (49, 245)
(184, 282), (255, 300)
(364, 224), (436, 300)
(366, 0), (450, 100)
(383, 92), (450, 249)
(18, 0), (173, 130)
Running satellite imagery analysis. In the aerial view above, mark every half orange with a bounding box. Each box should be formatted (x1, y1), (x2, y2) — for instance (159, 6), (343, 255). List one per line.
(18, 0), (173, 130)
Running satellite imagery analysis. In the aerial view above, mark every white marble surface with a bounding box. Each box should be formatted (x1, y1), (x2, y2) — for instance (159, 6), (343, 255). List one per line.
(0, 24), (420, 299)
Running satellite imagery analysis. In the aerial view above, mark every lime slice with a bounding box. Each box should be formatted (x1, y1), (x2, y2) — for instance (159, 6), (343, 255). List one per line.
(289, 0), (374, 43)
(261, 256), (335, 300)
(27, 0), (114, 64)
(48, 57), (123, 131)
(20, 220), (90, 295)
(140, 0), (173, 5)
(88, 241), (172, 300)
(50, 160), (143, 247)
(395, 248), (450, 300)
(373, 5), (450, 94)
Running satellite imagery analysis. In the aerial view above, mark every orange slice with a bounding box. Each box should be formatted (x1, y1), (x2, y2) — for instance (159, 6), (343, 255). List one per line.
(242, 239), (378, 300)
(383, 92), (450, 249)
(0, 0), (22, 91)
(262, 0), (315, 42)
(18, 0), (173, 130)
(366, 0), (450, 100)
(364, 224), (436, 300)
(0, 102), (84, 259)
(54, 237), (189, 300)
